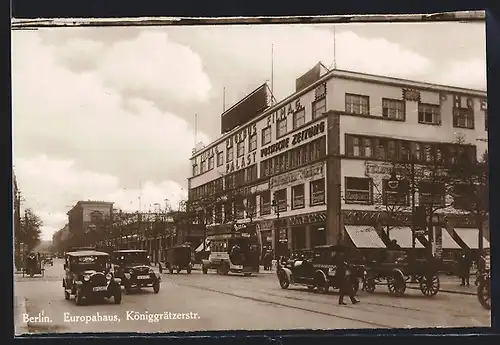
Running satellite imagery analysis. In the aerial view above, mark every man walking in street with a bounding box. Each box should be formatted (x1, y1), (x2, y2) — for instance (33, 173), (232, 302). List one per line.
(336, 250), (359, 305)
(458, 250), (472, 286)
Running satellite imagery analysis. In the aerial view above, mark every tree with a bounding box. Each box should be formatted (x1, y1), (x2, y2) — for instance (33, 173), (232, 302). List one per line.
(449, 150), (489, 251)
(19, 208), (43, 252)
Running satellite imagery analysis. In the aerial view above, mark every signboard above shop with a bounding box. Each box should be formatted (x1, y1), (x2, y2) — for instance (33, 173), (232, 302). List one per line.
(270, 162), (325, 189)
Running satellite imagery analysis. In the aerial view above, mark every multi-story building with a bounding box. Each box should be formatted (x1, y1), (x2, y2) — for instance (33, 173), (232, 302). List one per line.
(67, 200), (114, 234)
(188, 64), (489, 258)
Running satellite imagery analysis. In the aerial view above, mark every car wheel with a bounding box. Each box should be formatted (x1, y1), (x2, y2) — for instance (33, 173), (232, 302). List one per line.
(202, 265), (208, 274)
(278, 271), (290, 289)
(187, 266), (192, 274)
(75, 289), (83, 306)
(114, 288), (122, 304)
(64, 289), (70, 300)
(176, 266), (181, 274)
(124, 282), (132, 294)
(153, 280), (160, 294)
(315, 276), (329, 294)
(168, 265), (174, 274)
(244, 273), (252, 277)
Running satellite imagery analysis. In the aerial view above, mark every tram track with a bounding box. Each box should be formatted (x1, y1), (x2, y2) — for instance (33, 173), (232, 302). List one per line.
(173, 281), (396, 328)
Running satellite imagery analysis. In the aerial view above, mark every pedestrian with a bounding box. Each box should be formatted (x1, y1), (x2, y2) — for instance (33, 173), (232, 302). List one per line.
(336, 251), (359, 305)
(458, 250), (471, 286)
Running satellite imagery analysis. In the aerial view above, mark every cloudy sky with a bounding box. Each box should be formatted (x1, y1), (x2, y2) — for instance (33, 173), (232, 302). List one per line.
(12, 21), (486, 240)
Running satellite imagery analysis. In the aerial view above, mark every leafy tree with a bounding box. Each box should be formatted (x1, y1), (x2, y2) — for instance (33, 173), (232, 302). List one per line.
(19, 208), (43, 252)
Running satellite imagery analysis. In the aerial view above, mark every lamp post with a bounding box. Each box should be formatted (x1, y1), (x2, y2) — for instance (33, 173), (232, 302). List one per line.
(386, 169), (400, 240)
(271, 192), (281, 260)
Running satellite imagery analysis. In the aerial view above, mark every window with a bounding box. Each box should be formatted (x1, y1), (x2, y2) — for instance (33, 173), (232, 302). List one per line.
(388, 140), (397, 160)
(423, 144), (433, 162)
(217, 151), (224, 167)
(345, 177), (372, 204)
(224, 202), (233, 222)
(225, 174), (234, 190)
(453, 108), (474, 129)
(208, 156), (214, 170)
(419, 181), (445, 206)
(245, 164), (258, 183)
(262, 126), (271, 146)
(192, 163), (199, 176)
(382, 98), (405, 120)
(276, 118), (287, 138)
(246, 195), (257, 219)
(260, 191), (271, 215)
(226, 146), (234, 163)
(382, 179), (409, 206)
(234, 197), (245, 219)
(345, 94), (369, 115)
(205, 208), (213, 225)
(292, 109), (306, 129)
(312, 98), (326, 119)
(214, 204), (223, 223)
(310, 179), (325, 205)
(292, 184), (305, 209)
(200, 159), (206, 174)
(418, 103), (441, 125)
(249, 133), (257, 152)
(237, 141), (245, 157)
(377, 139), (387, 160)
(353, 137), (360, 157)
(362, 138), (373, 158)
(274, 189), (287, 212)
(485, 111), (488, 131)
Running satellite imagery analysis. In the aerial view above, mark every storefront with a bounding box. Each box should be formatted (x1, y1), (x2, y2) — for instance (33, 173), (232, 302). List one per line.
(256, 220), (274, 252)
(287, 211), (327, 253)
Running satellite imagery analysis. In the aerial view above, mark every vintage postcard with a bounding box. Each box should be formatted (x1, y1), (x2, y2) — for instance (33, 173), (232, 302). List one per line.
(12, 12), (490, 335)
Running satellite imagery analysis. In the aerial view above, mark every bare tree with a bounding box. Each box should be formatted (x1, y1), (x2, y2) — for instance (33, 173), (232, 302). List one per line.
(20, 208), (43, 252)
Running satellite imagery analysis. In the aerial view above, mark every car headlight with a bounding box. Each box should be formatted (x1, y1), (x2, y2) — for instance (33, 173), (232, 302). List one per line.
(149, 269), (154, 274)
(124, 273), (131, 279)
(128, 269), (134, 274)
(328, 268), (336, 276)
(106, 273), (112, 280)
(83, 275), (90, 281)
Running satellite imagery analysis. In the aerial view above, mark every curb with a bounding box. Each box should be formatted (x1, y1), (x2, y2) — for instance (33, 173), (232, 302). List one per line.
(14, 296), (30, 335)
(407, 286), (476, 296)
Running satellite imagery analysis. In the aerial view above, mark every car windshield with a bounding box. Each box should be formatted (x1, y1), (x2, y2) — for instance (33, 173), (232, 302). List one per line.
(71, 256), (108, 271)
(118, 252), (149, 265)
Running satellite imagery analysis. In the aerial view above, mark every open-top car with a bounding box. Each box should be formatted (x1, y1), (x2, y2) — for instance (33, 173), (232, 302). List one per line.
(63, 250), (122, 305)
(277, 245), (365, 294)
(111, 250), (161, 294)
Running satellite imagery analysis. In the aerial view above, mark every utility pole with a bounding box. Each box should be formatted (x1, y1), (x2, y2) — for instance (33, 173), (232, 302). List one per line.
(410, 157), (416, 249)
(272, 192), (281, 260)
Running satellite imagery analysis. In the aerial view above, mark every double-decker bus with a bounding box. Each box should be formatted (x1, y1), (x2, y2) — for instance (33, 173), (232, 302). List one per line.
(201, 229), (261, 276)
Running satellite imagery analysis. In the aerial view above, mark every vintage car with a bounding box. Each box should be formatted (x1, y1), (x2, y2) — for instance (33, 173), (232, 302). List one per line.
(23, 252), (45, 277)
(111, 250), (161, 294)
(63, 250), (122, 305)
(277, 245), (365, 294)
(44, 256), (54, 266)
(165, 245), (193, 274)
(477, 254), (490, 310)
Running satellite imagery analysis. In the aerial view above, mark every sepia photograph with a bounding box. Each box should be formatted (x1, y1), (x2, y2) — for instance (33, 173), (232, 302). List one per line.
(12, 12), (490, 335)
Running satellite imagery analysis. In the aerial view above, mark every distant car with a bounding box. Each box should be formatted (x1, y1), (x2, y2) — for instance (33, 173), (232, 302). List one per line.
(63, 250), (122, 305)
(165, 245), (193, 274)
(111, 250), (160, 294)
(44, 256), (54, 266)
(277, 245), (365, 294)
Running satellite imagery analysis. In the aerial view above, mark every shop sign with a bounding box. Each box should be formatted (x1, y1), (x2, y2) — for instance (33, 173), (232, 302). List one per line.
(279, 228), (288, 243)
(365, 162), (396, 177)
(261, 121), (326, 158)
(235, 182), (269, 197)
(343, 210), (411, 226)
(270, 162), (324, 189)
(225, 123), (257, 148)
(289, 211), (327, 227)
(266, 99), (304, 127)
(199, 145), (220, 162)
(226, 151), (257, 173)
(257, 220), (274, 232)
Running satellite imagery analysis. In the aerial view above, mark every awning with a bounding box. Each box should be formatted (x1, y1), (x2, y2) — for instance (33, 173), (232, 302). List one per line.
(388, 227), (424, 248)
(439, 229), (462, 249)
(345, 225), (386, 248)
(454, 228), (490, 249)
(195, 239), (210, 253)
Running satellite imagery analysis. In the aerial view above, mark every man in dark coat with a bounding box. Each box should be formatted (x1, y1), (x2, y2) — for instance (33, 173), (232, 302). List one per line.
(336, 251), (359, 305)
(458, 250), (472, 286)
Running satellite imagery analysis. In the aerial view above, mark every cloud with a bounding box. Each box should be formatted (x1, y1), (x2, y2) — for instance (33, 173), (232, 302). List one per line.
(433, 58), (487, 90)
(51, 30), (212, 102)
(12, 31), (210, 186)
(15, 155), (188, 240)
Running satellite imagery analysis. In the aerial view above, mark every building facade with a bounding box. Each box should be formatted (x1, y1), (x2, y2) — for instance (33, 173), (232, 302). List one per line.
(67, 200), (114, 234)
(188, 68), (488, 257)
